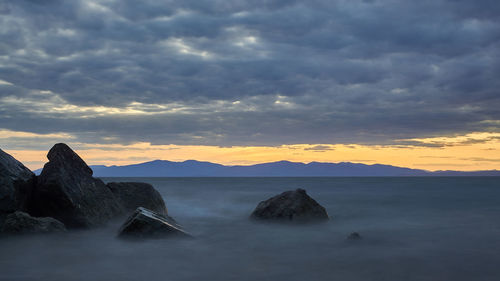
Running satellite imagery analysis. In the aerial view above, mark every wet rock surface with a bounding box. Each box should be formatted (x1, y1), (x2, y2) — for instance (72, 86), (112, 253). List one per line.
(1, 211), (66, 234)
(250, 188), (329, 222)
(108, 182), (168, 216)
(118, 207), (190, 239)
(29, 143), (124, 228)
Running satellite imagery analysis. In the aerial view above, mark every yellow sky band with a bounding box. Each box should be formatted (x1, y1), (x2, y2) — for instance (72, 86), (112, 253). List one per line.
(4, 132), (500, 171)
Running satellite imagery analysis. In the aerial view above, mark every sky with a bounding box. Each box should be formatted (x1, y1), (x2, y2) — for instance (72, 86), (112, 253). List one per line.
(0, 0), (499, 171)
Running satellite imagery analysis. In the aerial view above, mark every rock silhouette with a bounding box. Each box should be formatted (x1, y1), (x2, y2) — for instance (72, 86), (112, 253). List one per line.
(0, 149), (35, 215)
(250, 188), (329, 222)
(118, 207), (190, 239)
(107, 182), (168, 216)
(347, 232), (362, 240)
(29, 143), (124, 228)
(1, 211), (66, 234)
(1, 143), (176, 237)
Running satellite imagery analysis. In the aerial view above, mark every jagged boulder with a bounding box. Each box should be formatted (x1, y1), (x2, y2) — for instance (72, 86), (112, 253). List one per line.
(250, 188), (329, 222)
(0, 149), (35, 214)
(107, 182), (168, 216)
(1, 211), (66, 234)
(29, 143), (124, 228)
(118, 207), (190, 239)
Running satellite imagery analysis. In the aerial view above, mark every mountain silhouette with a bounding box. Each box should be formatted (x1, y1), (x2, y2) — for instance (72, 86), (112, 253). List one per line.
(34, 160), (500, 177)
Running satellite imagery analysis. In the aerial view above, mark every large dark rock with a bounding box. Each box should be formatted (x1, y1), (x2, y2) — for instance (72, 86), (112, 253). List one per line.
(0, 149), (35, 214)
(29, 143), (124, 228)
(250, 188), (329, 222)
(107, 182), (168, 216)
(1, 211), (66, 234)
(0, 213), (6, 229)
(118, 207), (190, 239)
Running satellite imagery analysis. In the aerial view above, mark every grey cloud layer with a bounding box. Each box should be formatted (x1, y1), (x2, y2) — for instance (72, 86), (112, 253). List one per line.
(0, 0), (499, 148)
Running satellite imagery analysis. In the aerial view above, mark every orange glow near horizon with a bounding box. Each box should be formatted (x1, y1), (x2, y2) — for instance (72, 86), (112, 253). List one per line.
(4, 132), (500, 172)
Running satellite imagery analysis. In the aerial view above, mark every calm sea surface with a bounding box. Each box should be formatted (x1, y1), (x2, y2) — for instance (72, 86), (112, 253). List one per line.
(1, 177), (500, 281)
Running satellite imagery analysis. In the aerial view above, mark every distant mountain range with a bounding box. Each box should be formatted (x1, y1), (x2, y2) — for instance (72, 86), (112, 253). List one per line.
(33, 160), (500, 177)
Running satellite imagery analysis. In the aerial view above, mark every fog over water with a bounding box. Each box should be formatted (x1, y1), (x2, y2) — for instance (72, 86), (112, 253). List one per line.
(1, 177), (500, 281)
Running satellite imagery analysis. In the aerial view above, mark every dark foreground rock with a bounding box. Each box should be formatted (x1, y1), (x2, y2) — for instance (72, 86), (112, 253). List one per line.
(0, 149), (35, 215)
(347, 232), (362, 240)
(250, 188), (329, 222)
(108, 182), (168, 216)
(0, 213), (6, 229)
(118, 207), (191, 239)
(1, 211), (66, 234)
(29, 143), (124, 228)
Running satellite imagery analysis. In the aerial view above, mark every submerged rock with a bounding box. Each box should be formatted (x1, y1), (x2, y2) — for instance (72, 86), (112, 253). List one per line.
(0, 149), (35, 215)
(118, 207), (190, 239)
(347, 232), (362, 240)
(250, 188), (329, 222)
(107, 182), (168, 216)
(1, 211), (66, 234)
(29, 143), (124, 228)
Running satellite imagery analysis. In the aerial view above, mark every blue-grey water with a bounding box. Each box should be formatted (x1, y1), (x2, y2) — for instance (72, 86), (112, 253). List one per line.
(1, 177), (500, 281)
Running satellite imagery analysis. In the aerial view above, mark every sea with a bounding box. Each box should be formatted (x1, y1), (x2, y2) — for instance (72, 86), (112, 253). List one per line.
(1, 177), (500, 281)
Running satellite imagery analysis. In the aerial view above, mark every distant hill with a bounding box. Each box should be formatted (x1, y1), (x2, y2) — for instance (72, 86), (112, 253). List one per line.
(33, 160), (500, 177)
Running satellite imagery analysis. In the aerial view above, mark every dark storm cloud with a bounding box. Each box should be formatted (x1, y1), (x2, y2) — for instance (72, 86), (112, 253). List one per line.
(0, 0), (499, 148)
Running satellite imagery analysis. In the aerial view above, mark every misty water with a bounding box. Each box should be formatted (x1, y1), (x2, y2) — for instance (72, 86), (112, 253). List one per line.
(1, 177), (500, 281)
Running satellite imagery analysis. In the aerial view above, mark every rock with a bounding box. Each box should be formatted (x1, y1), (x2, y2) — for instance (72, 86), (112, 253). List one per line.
(0, 213), (6, 229)
(1, 211), (66, 234)
(118, 207), (191, 239)
(107, 182), (168, 216)
(250, 188), (329, 222)
(29, 143), (124, 228)
(347, 232), (362, 240)
(0, 149), (35, 214)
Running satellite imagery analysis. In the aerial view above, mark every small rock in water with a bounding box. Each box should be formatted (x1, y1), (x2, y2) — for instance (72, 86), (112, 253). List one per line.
(347, 232), (362, 240)
(250, 188), (329, 222)
(118, 207), (191, 239)
(1, 211), (66, 234)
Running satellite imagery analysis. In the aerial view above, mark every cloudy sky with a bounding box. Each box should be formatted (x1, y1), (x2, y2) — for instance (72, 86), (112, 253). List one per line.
(1, 0), (499, 170)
